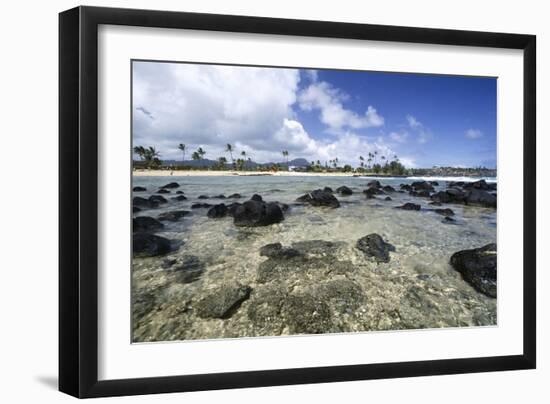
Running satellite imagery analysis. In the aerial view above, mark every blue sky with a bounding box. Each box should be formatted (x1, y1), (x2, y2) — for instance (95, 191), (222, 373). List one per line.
(133, 61), (496, 168)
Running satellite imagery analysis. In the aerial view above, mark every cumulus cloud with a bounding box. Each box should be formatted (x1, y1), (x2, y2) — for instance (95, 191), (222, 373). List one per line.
(298, 81), (384, 132)
(465, 128), (483, 139)
(406, 114), (432, 144)
(389, 131), (409, 143)
(133, 61), (398, 166)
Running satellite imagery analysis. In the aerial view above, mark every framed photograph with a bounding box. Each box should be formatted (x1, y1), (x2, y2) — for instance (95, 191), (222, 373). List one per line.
(59, 6), (536, 398)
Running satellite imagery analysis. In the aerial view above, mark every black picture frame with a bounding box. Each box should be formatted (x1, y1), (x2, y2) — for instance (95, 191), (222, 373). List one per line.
(59, 5), (536, 398)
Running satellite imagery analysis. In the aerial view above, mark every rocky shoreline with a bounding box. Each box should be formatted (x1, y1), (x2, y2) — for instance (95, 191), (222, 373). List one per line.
(132, 178), (497, 342)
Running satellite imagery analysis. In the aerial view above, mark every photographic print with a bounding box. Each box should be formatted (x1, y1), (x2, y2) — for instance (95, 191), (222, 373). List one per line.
(131, 60), (497, 343)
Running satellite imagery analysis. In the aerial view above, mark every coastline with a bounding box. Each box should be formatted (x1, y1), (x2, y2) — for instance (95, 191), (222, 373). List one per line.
(133, 169), (365, 177)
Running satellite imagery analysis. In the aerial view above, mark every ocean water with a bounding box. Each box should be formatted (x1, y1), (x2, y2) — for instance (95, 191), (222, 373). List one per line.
(131, 175), (497, 342)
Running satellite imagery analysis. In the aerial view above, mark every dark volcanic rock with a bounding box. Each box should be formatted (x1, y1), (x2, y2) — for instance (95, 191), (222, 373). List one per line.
(207, 203), (228, 218)
(227, 193), (242, 199)
(133, 196), (158, 209)
(356, 233), (396, 263)
(157, 210), (190, 221)
(176, 190), (185, 194)
(198, 195), (209, 199)
(133, 206), (141, 213)
(172, 255), (205, 284)
(259, 243), (301, 259)
(250, 194), (263, 202)
(227, 202), (242, 217)
(233, 200), (284, 227)
(411, 181), (435, 192)
(212, 194), (226, 199)
(465, 189), (496, 208)
(195, 283), (252, 319)
(384, 196), (392, 201)
(156, 189), (170, 194)
(442, 217), (457, 224)
(191, 203), (212, 209)
(448, 181), (465, 188)
(323, 186), (334, 193)
(149, 195), (168, 204)
(171, 195), (187, 201)
(336, 185), (353, 195)
(434, 208), (455, 216)
(410, 189), (431, 198)
(400, 184), (412, 191)
(291, 240), (345, 256)
(367, 180), (381, 188)
(429, 201), (442, 206)
(161, 182), (179, 189)
(281, 293), (332, 334)
(133, 233), (179, 257)
(133, 216), (164, 232)
(133, 186), (146, 192)
(397, 203), (421, 211)
(296, 189), (340, 208)
(463, 179), (490, 190)
(363, 187), (379, 199)
(430, 181), (439, 186)
(450, 243), (497, 298)
(382, 185), (396, 193)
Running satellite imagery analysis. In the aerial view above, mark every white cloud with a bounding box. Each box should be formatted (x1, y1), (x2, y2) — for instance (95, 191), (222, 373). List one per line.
(389, 131), (409, 143)
(133, 62), (400, 166)
(465, 128), (483, 139)
(405, 114), (432, 144)
(406, 114), (422, 128)
(298, 81), (384, 132)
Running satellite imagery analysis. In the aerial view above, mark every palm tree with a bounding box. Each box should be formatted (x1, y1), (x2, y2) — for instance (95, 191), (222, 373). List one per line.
(359, 155), (364, 168)
(197, 147), (206, 160)
(218, 156), (228, 170)
(225, 144), (234, 166)
(374, 150), (378, 166)
(282, 150), (289, 166)
(178, 143), (186, 163)
(192, 151), (200, 162)
(133, 145), (146, 160)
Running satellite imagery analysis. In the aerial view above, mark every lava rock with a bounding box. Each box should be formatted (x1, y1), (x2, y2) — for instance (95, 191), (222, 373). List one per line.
(382, 185), (396, 193)
(233, 200), (284, 226)
(133, 196), (159, 209)
(156, 189), (170, 194)
(336, 186), (353, 195)
(195, 283), (252, 319)
(133, 216), (164, 232)
(171, 195), (187, 201)
(198, 195), (209, 199)
(397, 203), (421, 210)
(434, 208), (455, 216)
(191, 203), (212, 209)
(367, 180), (381, 188)
(133, 186), (146, 192)
(227, 193), (242, 199)
(250, 194), (263, 202)
(384, 196), (392, 201)
(450, 243), (497, 298)
(149, 195), (168, 204)
(259, 243), (301, 259)
(133, 206), (141, 213)
(160, 182), (179, 189)
(133, 233), (179, 257)
(465, 189), (497, 208)
(212, 194), (226, 199)
(442, 217), (457, 224)
(356, 233), (396, 263)
(176, 190), (185, 194)
(207, 203), (228, 218)
(296, 189), (340, 208)
(157, 210), (190, 221)
(411, 181), (435, 191)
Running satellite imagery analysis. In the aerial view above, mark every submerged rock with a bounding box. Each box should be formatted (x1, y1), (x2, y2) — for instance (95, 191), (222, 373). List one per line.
(133, 206), (141, 213)
(434, 208), (455, 216)
(172, 255), (205, 284)
(212, 194), (226, 199)
(450, 243), (497, 298)
(250, 194), (263, 202)
(156, 189), (170, 194)
(133, 186), (146, 192)
(296, 189), (340, 208)
(397, 203), (421, 211)
(465, 189), (496, 208)
(149, 195), (168, 204)
(367, 180), (381, 188)
(336, 185), (353, 195)
(161, 182), (179, 189)
(207, 203), (228, 218)
(442, 217), (457, 224)
(356, 233), (396, 263)
(195, 283), (252, 319)
(176, 190), (185, 194)
(133, 216), (164, 232)
(233, 200), (284, 227)
(259, 243), (301, 259)
(411, 181), (435, 192)
(323, 186), (334, 193)
(133, 196), (158, 209)
(157, 210), (190, 222)
(133, 233), (179, 257)
(227, 193), (242, 199)
(198, 195), (209, 199)
(171, 195), (187, 201)
(384, 196), (392, 201)
(191, 203), (212, 209)
(382, 185), (396, 193)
